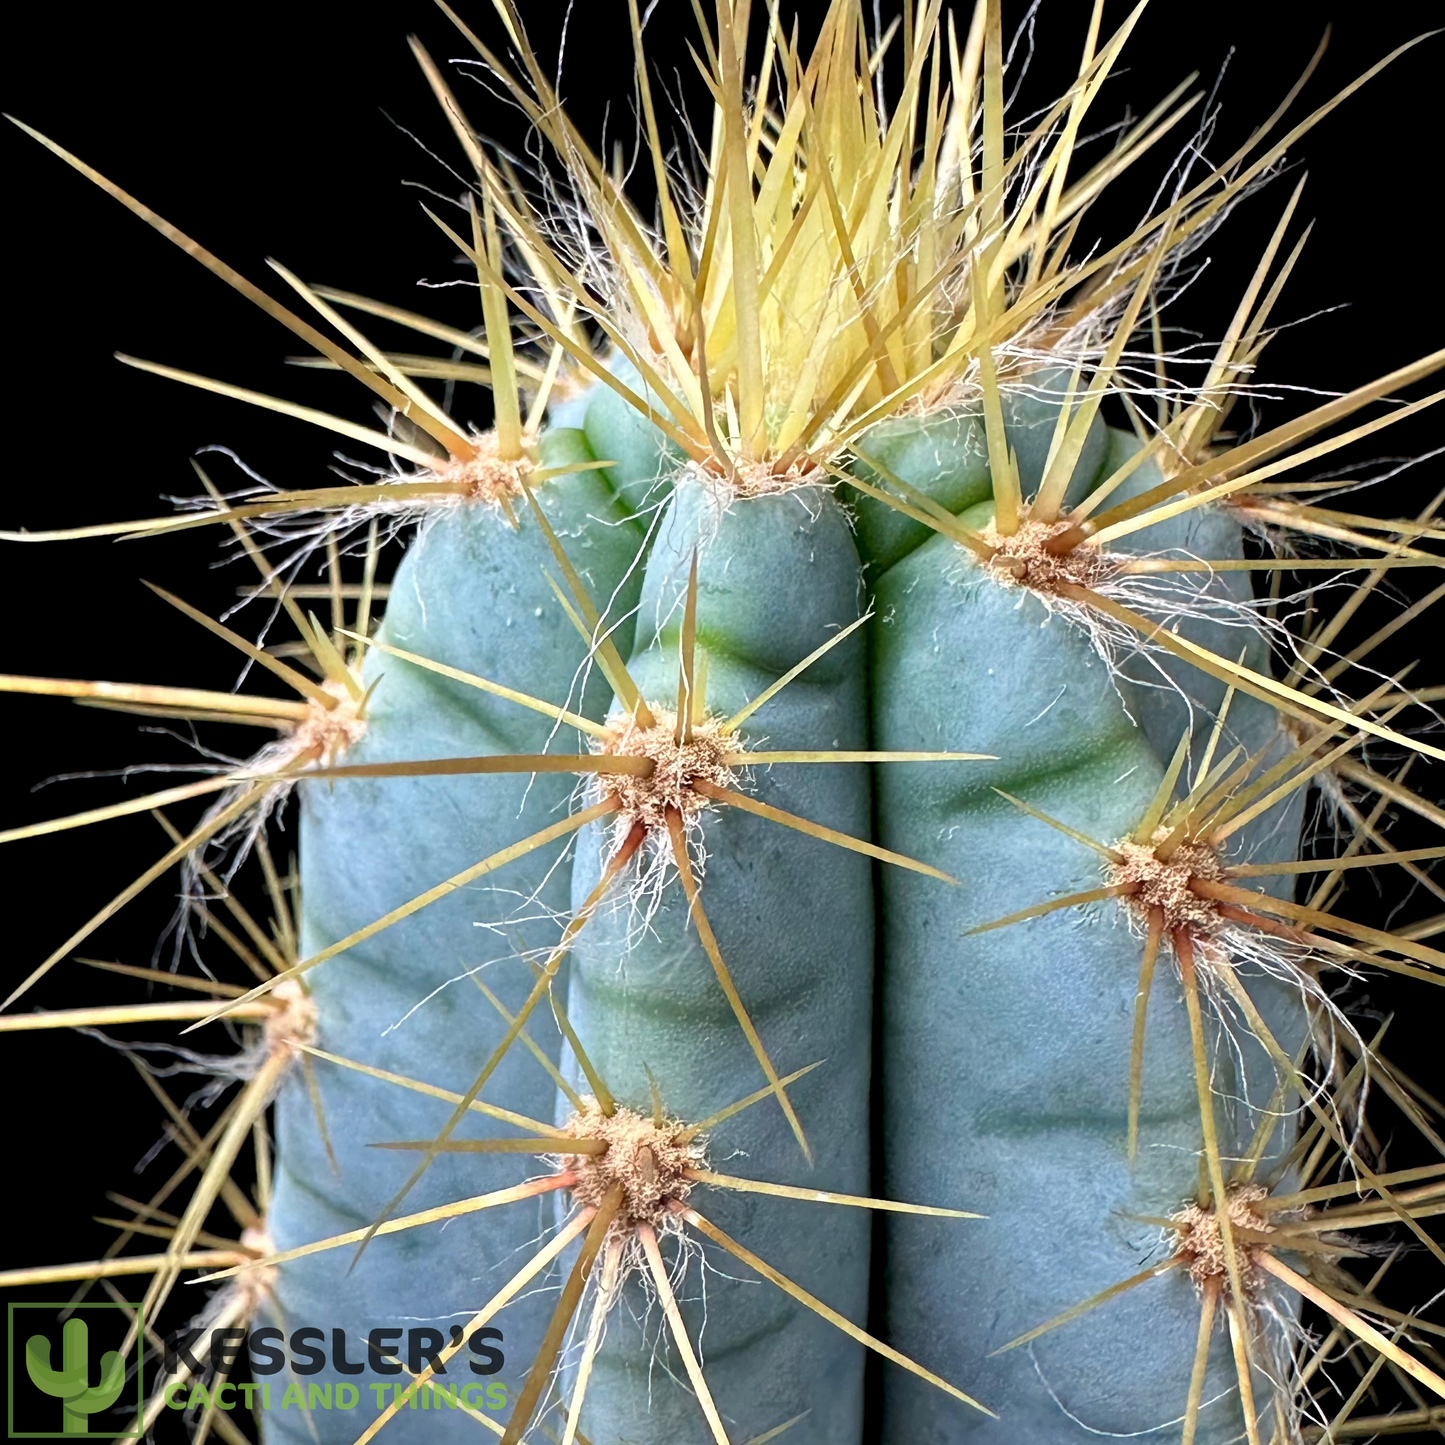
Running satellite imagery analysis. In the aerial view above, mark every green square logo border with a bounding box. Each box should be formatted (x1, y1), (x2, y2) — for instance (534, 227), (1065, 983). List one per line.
(7, 1301), (144, 1440)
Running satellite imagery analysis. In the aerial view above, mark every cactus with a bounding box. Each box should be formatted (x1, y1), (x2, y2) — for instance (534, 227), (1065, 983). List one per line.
(25, 1318), (127, 1435)
(5, 5), (1445, 1445)
(865, 418), (1310, 1440)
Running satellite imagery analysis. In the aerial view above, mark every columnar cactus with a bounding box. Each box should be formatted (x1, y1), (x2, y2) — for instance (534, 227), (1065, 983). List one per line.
(5, 4), (1445, 1445)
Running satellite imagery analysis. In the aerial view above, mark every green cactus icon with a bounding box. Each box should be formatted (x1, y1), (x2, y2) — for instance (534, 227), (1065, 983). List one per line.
(24, 1318), (126, 1435)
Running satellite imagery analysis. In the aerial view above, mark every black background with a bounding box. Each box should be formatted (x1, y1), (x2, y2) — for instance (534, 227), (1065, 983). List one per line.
(3, 0), (1445, 1439)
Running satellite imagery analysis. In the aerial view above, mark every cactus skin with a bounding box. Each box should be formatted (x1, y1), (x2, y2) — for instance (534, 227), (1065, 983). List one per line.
(560, 479), (873, 1443)
(265, 434), (652, 1442)
(579, 360), (689, 514)
(849, 370), (1110, 575)
(863, 417), (1306, 1442)
(25, 1318), (126, 1435)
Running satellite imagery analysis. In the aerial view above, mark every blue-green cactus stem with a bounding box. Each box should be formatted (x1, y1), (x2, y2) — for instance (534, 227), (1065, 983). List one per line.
(1102, 427), (1310, 1121)
(264, 431), (656, 1444)
(861, 411), (1306, 1443)
(848, 368), (1110, 575)
(559, 476), (875, 1444)
(579, 356), (690, 515)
